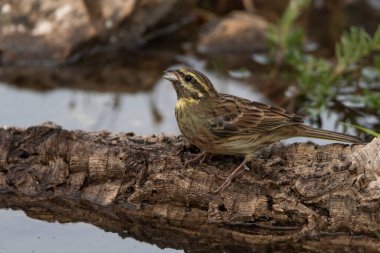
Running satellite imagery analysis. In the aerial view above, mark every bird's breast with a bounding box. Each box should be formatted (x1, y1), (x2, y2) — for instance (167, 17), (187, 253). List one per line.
(175, 98), (208, 144)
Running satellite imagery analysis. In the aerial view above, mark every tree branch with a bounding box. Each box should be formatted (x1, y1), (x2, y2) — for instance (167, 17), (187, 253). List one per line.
(0, 123), (379, 251)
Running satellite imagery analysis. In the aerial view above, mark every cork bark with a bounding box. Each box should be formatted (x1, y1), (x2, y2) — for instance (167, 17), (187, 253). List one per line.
(0, 123), (379, 252)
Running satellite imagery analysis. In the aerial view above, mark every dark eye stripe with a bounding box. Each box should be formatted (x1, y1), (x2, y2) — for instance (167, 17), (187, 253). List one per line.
(191, 69), (214, 92)
(189, 75), (209, 95)
(177, 68), (218, 97)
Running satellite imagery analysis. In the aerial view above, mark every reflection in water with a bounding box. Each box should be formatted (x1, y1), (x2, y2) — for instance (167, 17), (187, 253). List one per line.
(0, 83), (179, 134)
(0, 209), (181, 253)
(0, 61), (365, 253)
(0, 61), (366, 253)
(149, 92), (164, 126)
(0, 65), (266, 253)
(0, 65), (266, 135)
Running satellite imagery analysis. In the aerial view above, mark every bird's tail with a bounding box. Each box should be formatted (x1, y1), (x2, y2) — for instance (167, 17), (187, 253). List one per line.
(297, 125), (364, 144)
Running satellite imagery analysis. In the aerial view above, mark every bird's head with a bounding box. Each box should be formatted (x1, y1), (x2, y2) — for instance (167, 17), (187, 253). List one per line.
(163, 67), (218, 100)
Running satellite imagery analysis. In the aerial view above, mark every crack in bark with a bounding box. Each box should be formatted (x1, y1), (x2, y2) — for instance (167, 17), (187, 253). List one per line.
(0, 124), (379, 251)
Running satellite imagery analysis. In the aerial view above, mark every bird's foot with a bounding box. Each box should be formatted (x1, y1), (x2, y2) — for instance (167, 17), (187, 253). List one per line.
(212, 159), (248, 194)
(184, 151), (209, 168)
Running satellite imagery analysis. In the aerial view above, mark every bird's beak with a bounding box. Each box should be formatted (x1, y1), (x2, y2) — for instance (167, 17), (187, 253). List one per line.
(163, 69), (179, 82)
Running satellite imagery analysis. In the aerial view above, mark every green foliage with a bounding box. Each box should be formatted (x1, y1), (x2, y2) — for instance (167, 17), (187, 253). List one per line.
(374, 55), (380, 70)
(290, 26), (380, 115)
(290, 54), (334, 115)
(334, 27), (380, 77)
(341, 123), (380, 137)
(267, 0), (380, 126)
(266, 0), (311, 63)
(306, 26), (380, 114)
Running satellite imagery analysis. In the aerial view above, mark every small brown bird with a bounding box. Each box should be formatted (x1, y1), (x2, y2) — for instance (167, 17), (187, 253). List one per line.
(164, 67), (363, 193)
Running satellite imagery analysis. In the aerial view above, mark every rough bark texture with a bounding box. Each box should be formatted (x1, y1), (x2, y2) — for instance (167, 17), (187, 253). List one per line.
(0, 124), (379, 252)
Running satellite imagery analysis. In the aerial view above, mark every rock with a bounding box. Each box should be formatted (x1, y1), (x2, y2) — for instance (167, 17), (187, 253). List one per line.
(197, 11), (269, 54)
(0, 0), (194, 66)
(0, 0), (195, 92)
(0, 0), (96, 65)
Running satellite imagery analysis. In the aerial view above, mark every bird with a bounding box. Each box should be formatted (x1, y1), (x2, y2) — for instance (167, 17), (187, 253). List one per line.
(163, 67), (363, 193)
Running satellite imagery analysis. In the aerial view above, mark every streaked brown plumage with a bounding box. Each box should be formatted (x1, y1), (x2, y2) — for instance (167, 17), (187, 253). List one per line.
(164, 67), (363, 193)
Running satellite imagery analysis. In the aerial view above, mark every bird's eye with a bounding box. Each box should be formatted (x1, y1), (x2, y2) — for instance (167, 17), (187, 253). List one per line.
(184, 75), (193, 82)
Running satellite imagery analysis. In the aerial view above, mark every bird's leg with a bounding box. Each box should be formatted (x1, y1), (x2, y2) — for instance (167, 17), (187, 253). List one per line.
(213, 157), (250, 194)
(184, 150), (209, 168)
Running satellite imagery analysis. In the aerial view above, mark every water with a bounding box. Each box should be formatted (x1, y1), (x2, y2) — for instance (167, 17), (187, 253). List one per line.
(0, 64), (268, 253)
(0, 210), (181, 253)
(0, 67), (266, 134)
(0, 62), (358, 252)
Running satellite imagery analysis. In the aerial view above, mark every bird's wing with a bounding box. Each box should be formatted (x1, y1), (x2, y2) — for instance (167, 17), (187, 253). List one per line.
(207, 94), (304, 138)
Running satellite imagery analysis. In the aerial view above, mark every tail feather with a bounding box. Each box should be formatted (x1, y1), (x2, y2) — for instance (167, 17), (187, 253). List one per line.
(298, 125), (363, 144)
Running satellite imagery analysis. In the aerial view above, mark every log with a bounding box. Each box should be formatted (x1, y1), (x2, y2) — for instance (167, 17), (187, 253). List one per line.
(0, 123), (379, 252)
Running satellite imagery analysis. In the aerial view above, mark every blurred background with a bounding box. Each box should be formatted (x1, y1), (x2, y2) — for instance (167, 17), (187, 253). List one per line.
(0, 0), (379, 252)
(1, 0), (380, 137)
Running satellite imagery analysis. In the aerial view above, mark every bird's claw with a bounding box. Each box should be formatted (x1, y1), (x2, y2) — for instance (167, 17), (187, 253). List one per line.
(212, 159), (248, 194)
(184, 151), (208, 168)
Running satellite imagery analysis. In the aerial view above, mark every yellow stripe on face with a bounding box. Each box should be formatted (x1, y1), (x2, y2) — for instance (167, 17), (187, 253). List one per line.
(179, 68), (211, 93)
(174, 67), (218, 99)
(181, 73), (204, 98)
(181, 81), (204, 99)
(185, 72), (210, 94)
